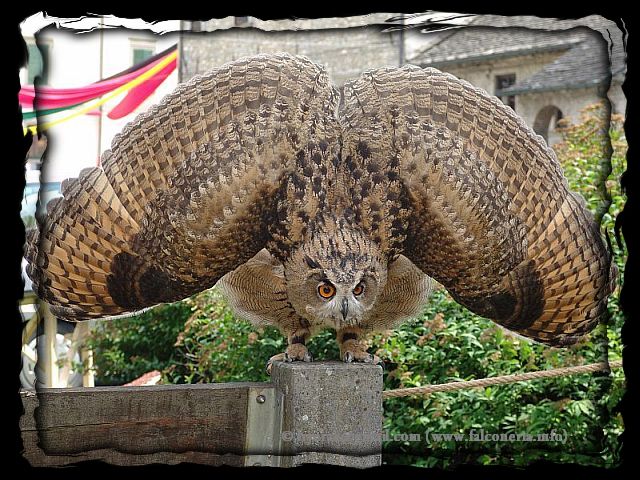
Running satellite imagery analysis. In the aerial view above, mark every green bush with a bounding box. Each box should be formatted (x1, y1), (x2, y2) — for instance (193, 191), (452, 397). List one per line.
(88, 102), (626, 468)
(87, 302), (191, 385)
(163, 288), (340, 384)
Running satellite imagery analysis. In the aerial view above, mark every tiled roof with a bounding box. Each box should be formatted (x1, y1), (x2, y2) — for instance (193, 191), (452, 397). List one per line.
(410, 26), (582, 67)
(410, 15), (626, 93)
(499, 30), (621, 95)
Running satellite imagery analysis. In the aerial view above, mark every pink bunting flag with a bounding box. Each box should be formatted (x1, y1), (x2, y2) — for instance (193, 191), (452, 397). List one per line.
(19, 55), (168, 110)
(106, 56), (176, 119)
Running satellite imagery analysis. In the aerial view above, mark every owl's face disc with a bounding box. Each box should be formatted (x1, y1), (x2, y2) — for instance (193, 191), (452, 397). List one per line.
(284, 225), (387, 328)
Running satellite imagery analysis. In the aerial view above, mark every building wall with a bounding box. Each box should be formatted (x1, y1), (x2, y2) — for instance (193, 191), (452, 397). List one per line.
(180, 27), (404, 87)
(515, 86), (614, 145)
(427, 51), (565, 108)
(23, 28), (101, 182)
(180, 17), (459, 87)
(516, 87), (597, 126)
(404, 28), (450, 61)
(413, 51), (573, 146)
(607, 82), (627, 116)
(419, 53), (624, 146)
(93, 29), (179, 156)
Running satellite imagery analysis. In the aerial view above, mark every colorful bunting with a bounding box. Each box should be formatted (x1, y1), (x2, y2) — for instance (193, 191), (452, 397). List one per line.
(107, 54), (176, 119)
(23, 49), (178, 135)
(21, 44), (177, 132)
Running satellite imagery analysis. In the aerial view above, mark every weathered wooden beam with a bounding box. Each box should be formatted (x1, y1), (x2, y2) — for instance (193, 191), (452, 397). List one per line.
(20, 382), (269, 466)
(20, 362), (385, 468)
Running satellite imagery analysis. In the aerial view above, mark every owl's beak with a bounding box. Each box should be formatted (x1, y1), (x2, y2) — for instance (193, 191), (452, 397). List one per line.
(341, 298), (349, 321)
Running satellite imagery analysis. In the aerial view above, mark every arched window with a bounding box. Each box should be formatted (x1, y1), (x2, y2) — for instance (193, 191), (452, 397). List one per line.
(533, 105), (564, 145)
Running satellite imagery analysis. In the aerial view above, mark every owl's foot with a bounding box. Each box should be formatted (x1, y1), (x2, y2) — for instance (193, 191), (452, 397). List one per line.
(338, 327), (384, 366)
(340, 339), (383, 365)
(266, 343), (313, 375)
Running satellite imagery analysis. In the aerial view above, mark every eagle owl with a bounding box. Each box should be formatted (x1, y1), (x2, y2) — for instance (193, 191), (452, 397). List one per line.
(25, 53), (616, 371)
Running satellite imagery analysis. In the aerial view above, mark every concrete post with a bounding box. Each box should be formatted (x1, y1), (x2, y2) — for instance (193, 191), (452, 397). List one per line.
(270, 361), (383, 468)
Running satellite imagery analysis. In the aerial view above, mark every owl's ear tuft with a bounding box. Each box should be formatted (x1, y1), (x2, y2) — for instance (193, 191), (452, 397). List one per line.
(304, 255), (321, 269)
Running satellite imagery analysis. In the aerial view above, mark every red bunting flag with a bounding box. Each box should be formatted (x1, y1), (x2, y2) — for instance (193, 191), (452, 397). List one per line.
(20, 44), (177, 118)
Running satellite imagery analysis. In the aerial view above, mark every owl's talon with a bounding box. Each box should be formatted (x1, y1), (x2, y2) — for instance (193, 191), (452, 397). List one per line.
(266, 344), (312, 375)
(266, 352), (286, 375)
(340, 340), (382, 366)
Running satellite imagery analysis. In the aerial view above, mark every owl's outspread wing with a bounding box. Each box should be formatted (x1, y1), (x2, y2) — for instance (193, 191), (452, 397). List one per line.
(25, 54), (340, 321)
(25, 54), (617, 349)
(341, 65), (617, 346)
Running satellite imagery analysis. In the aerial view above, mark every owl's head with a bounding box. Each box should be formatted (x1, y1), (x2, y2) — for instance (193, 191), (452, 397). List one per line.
(284, 227), (387, 328)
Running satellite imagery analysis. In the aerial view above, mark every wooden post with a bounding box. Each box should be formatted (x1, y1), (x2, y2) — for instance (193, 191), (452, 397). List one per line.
(78, 322), (95, 387)
(41, 302), (58, 388)
(58, 325), (80, 388)
(20, 297), (39, 345)
(20, 383), (268, 466)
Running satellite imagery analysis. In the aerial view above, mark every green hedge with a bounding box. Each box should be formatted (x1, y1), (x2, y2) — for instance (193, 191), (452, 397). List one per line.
(88, 102), (626, 468)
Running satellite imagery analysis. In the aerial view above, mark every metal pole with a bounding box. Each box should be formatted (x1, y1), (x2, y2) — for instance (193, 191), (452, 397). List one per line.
(399, 14), (405, 66)
(96, 16), (104, 166)
(178, 20), (184, 83)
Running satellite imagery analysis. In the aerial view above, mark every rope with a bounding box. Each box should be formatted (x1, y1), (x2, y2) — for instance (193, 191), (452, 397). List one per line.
(382, 359), (623, 399)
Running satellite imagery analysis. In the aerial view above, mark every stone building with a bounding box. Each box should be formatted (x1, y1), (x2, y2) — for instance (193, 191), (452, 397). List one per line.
(178, 14), (625, 145)
(179, 14), (408, 87)
(409, 15), (626, 144)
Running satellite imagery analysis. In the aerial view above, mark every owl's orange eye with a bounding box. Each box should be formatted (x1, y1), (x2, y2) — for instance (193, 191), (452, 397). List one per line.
(318, 282), (336, 299)
(353, 282), (365, 296)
